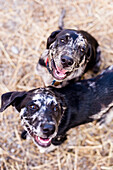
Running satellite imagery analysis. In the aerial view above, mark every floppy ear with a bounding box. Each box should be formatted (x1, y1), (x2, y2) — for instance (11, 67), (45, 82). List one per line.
(47, 30), (61, 49)
(87, 44), (93, 61)
(0, 91), (27, 112)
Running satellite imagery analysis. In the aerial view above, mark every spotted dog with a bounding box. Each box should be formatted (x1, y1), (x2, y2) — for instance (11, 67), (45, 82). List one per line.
(1, 65), (113, 152)
(36, 29), (101, 87)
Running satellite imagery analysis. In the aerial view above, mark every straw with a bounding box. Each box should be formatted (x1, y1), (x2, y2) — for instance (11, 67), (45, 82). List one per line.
(0, 0), (113, 169)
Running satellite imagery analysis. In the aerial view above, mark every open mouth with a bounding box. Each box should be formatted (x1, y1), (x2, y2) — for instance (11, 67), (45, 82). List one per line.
(27, 128), (53, 147)
(52, 60), (67, 80)
(34, 135), (52, 147)
(24, 125), (53, 147)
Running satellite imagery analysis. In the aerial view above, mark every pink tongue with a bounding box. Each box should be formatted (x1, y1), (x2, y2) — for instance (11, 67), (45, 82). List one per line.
(40, 137), (50, 142)
(56, 65), (67, 75)
(35, 136), (50, 142)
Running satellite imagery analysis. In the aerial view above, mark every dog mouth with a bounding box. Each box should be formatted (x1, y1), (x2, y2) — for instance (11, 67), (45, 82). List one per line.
(51, 60), (68, 80)
(34, 135), (52, 147)
(25, 126), (53, 147)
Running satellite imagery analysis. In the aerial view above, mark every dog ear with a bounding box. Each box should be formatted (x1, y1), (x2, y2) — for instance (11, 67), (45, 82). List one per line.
(87, 44), (93, 61)
(47, 30), (61, 49)
(0, 91), (27, 112)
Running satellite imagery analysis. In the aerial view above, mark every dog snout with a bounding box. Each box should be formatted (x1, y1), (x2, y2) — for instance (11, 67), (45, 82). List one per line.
(61, 55), (73, 67)
(41, 123), (55, 137)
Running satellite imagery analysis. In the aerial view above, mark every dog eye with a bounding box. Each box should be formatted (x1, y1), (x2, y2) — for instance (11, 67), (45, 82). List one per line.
(29, 105), (39, 110)
(54, 105), (59, 112)
(60, 39), (65, 43)
(80, 48), (85, 53)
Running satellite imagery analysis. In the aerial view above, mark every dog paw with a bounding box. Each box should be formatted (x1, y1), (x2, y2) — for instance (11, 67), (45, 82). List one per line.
(52, 134), (67, 145)
(21, 130), (27, 139)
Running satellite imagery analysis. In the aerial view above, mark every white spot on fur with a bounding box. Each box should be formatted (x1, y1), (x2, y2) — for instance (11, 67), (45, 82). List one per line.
(33, 93), (57, 106)
(76, 33), (87, 46)
(66, 33), (70, 36)
(20, 107), (26, 117)
(89, 82), (96, 88)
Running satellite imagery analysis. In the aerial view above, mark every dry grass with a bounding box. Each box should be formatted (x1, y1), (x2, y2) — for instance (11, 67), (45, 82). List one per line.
(0, 0), (113, 169)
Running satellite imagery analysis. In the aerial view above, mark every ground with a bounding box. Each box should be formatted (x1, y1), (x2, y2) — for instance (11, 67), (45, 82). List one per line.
(0, 0), (113, 169)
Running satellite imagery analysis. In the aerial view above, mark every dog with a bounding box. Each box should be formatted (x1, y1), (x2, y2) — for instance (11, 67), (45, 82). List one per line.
(36, 29), (101, 87)
(1, 65), (113, 153)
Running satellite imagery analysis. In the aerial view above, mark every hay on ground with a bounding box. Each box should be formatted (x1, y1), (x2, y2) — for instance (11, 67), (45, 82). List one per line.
(0, 0), (113, 169)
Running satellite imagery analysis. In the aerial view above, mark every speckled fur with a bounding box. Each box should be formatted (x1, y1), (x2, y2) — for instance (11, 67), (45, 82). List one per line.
(1, 66), (113, 153)
(36, 29), (101, 87)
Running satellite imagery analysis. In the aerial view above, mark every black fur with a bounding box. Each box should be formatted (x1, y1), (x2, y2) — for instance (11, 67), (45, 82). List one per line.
(1, 66), (113, 147)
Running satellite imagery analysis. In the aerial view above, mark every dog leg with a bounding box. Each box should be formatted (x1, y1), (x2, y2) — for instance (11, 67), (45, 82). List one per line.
(52, 134), (67, 145)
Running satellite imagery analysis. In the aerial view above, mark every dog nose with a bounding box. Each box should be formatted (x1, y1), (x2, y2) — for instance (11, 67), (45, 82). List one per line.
(61, 55), (73, 67)
(41, 124), (55, 137)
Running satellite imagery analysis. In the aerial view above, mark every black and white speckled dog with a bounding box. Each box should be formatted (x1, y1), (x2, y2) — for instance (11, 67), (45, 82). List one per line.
(1, 65), (113, 153)
(36, 29), (101, 87)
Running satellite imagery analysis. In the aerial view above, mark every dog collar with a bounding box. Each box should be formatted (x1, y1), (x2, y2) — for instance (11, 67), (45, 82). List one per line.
(45, 58), (60, 86)
(52, 80), (60, 86)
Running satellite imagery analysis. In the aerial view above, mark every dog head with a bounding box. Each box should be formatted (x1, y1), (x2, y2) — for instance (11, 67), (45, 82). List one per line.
(46, 29), (92, 81)
(0, 88), (65, 148)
